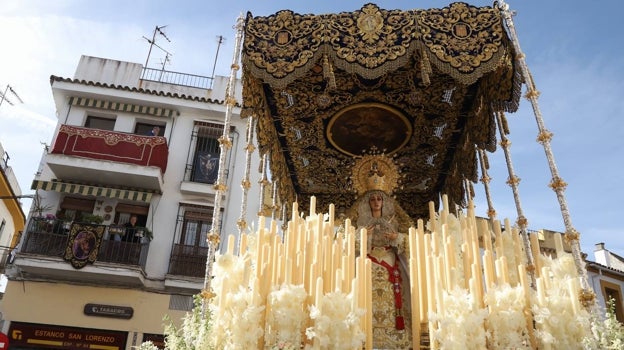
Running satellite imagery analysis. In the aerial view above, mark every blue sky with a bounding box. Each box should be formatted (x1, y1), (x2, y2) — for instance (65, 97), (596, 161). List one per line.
(1, 1), (623, 257)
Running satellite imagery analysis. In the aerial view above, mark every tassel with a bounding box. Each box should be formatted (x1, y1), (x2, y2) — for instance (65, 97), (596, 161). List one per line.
(395, 315), (405, 330)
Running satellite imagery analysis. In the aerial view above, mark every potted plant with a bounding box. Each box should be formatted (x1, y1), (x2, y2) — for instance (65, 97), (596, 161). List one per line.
(80, 214), (104, 224)
(137, 227), (153, 242)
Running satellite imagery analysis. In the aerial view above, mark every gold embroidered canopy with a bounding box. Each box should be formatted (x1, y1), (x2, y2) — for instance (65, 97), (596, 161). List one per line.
(241, 2), (521, 219)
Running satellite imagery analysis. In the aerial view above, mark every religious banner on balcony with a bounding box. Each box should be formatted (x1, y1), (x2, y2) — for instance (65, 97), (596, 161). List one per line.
(63, 223), (105, 269)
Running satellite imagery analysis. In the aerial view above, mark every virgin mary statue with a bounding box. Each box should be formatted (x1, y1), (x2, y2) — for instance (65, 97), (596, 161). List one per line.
(346, 154), (414, 349)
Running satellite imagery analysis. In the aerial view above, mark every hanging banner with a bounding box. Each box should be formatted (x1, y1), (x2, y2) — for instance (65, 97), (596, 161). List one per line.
(63, 223), (105, 269)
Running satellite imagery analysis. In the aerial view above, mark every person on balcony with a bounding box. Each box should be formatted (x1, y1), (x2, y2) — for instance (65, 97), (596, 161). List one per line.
(123, 215), (141, 242)
(147, 126), (161, 136)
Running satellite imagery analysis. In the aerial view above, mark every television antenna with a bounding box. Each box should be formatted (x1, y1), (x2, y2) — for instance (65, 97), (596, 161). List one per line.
(142, 25), (172, 70)
(0, 84), (24, 109)
(210, 35), (226, 88)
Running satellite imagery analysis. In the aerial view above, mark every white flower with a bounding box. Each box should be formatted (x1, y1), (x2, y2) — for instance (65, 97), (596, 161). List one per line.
(268, 284), (308, 347)
(429, 287), (488, 350)
(305, 292), (365, 349)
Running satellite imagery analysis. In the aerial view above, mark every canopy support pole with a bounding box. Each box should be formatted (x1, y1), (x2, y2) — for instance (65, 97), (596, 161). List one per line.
(497, 1), (592, 304)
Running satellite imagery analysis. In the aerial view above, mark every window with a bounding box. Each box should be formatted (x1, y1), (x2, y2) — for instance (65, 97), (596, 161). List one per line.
(135, 122), (164, 136)
(168, 203), (217, 277)
(114, 203), (149, 226)
(185, 122), (233, 184)
(85, 116), (115, 131)
(59, 197), (96, 221)
(601, 281), (624, 322)
(180, 207), (211, 248)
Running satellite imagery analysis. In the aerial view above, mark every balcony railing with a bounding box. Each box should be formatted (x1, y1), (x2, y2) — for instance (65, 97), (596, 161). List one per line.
(51, 125), (168, 173)
(168, 243), (208, 278)
(141, 67), (213, 89)
(20, 218), (149, 268)
(20, 218), (211, 279)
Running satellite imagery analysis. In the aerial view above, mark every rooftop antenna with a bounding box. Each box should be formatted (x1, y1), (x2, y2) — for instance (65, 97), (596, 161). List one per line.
(0, 84), (24, 109)
(142, 25), (172, 71)
(210, 35), (226, 88)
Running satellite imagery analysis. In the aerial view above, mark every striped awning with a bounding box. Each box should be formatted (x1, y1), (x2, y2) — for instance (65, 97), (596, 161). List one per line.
(31, 180), (153, 203)
(69, 97), (177, 118)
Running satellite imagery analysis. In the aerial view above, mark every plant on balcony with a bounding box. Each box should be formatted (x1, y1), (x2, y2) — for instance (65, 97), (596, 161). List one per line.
(31, 192), (53, 219)
(137, 227), (153, 241)
(80, 214), (104, 224)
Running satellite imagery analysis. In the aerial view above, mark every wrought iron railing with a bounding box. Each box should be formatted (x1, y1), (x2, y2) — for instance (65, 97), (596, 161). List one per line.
(168, 243), (208, 278)
(141, 67), (213, 89)
(20, 219), (206, 279)
(20, 218), (149, 268)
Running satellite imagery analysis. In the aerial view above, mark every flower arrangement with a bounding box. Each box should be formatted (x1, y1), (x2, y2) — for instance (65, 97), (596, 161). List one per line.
(267, 285), (308, 347)
(161, 295), (213, 350)
(583, 297), (624, 349)
(305, 292), (365, 349)
(484, 284), (532, 349)
(531, 253), (592, 349)
(429, 287), (488, 349)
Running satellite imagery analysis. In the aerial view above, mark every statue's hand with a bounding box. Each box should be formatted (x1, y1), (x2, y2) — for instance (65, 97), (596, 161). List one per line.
(385, 231), (398, 240)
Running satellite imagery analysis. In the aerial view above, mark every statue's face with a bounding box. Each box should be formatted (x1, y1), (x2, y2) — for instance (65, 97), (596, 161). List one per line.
(368, 193), (383, 211)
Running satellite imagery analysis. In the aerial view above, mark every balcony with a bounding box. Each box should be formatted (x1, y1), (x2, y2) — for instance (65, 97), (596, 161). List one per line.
(167, 244), (208, 278)
(14, 218), (150, 286)
(16, 218), (209, 286)
(48, 125), (168, 191)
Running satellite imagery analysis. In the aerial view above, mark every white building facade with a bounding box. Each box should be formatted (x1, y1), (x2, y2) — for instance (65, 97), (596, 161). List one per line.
(2, 56), (261, 349)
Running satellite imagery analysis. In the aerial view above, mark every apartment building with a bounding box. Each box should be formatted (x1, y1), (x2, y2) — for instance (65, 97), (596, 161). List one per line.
(1, 55), (261, 349)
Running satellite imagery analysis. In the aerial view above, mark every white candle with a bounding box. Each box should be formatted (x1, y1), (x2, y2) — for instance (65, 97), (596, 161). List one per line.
(351, 277), (359, 311)
(227, 234), (235, 255)
(409, 256), (421, 346)
(360, 227), (368, 257)
(292, 201), (299, 222)
(536, 277), (546, 306)
(365, 259), (372, 350)
(530, 232), (542, 278)
(461, 242), (471, 289)
(218, 278), (228, 320)
(417, 222), (428, 321)
(285, 258), (292, 285)
(239, 233), (247, 256)
(554, 232), (564, 256)
(315, 276), (323, 306)
(310, 195), (316, 216)
(335, 268), (342, 292)
(483, 251), (494, 289)
(429, 201), (437, 233)
(500, 256), (510, 285)
(567, 278), (581, 314)
(342, 255), (350, 293)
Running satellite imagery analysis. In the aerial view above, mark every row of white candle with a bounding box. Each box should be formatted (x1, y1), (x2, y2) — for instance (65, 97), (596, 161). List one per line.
(215, 193), (582, 349)
(220, 197), (373, 349)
